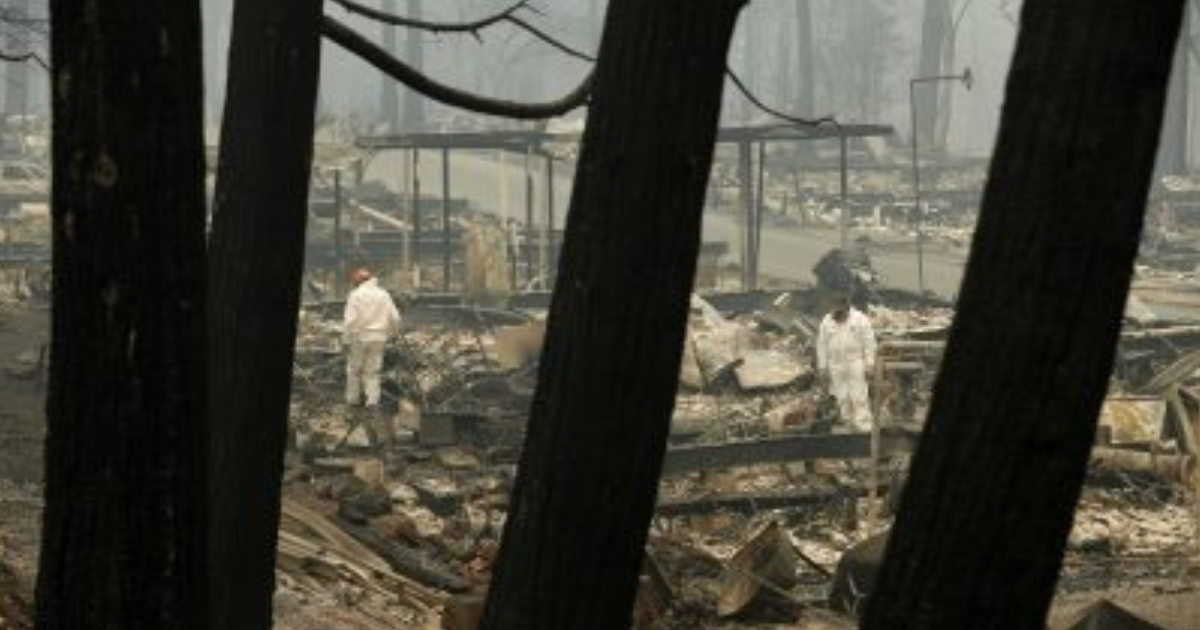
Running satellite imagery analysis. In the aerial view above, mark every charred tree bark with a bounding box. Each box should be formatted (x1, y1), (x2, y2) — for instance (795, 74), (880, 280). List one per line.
(479, 0), (745, 628)
(207, 1), (323, 628)
(915, 0), (952, 150)
(863, 2), (1185, 630)
(37, 1), (208, 628)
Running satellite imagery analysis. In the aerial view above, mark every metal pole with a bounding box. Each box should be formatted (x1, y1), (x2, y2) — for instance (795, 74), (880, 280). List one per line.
(499, 150), (516, 290)
(545, 155), (556, 276)
(755, 142), (766, 286)
(412, 148), (422, 285)
(441, 147), (451, 292)
(334, 169), (344, 296)
(910, 80), (925, 298)
(839, 133), (849, 249)
(738, 141), (754, 291)
(539, 157), (549, 280)
(907, 69), (971, 298)
(399, 151), (410, 270)
(524, 146), (535, 287)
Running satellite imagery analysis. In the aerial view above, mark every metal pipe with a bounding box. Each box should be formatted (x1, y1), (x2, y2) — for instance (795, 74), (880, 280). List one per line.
(755, 141), (766, 285)
(350, 202), (409, 232)
(738, 141), (754, 291)
(839, 133), (849, 248)
(910, 81), (925, 298)
(909, 69), (972, 299)
(524, 145), (535, 288)
(545, 155), (556, 279)
(442, 147), (451, 292)
(400, 151), (410, 270)
(412, 148), (422, 282)
(334, 170), (344, 295)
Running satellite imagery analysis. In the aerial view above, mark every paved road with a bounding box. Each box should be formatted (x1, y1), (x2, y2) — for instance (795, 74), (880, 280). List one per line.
(364, 150), (970, 298)
(361, 151), (1200, 321)
(702, 211), (968, 298)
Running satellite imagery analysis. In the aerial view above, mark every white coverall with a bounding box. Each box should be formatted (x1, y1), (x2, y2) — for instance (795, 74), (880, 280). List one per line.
(344, 278), (401, 406)
(816, 308), (877, 432)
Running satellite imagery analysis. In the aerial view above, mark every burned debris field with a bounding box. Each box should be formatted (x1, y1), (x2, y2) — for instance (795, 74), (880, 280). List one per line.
(8, 0), (1200, 629)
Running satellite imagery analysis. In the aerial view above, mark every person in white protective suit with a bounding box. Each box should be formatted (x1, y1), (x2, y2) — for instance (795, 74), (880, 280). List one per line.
(343, 267), (401, 408)
(816, 294), (877, 432)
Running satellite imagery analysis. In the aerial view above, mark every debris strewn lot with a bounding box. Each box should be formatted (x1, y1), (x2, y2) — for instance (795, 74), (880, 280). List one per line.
(274, 251), (1200, 629)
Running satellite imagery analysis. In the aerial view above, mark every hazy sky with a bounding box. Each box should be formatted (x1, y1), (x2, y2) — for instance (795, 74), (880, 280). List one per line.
(198, 0), (1021, 154)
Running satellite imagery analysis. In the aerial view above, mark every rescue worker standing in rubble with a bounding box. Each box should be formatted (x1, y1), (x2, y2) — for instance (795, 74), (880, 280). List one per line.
(816, 294), (877, 432)
(343, 267), (401, 409)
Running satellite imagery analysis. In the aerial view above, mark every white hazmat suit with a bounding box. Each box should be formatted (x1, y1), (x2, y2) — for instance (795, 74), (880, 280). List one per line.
(343, 277), (400, 407)
(816, 307), (877, 432)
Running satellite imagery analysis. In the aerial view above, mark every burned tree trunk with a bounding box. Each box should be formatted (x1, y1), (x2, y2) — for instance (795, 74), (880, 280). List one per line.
(795, 0), (815, 117)
(37, 1), (208, 629)
(914, 0), (952, 150)
(206, 1), (323, 628)
(863, 2), (1185, 630)
(479, 0), (745, 628)
(380, 0), (402, 131)
(1158, 4), (1190, 175)
(402, 0), (426, 130)
(932, 15), (959, 151)
(4, 0), (28, 120)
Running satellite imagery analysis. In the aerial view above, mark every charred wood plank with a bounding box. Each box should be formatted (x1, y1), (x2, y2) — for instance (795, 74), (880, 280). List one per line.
(660, 430), (919, 476)
(334, 517), (472, 594)
(655, 486), (877, 516)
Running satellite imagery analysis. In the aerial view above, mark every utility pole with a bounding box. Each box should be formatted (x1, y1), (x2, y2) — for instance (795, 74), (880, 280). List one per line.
(910, 69), (971, 297)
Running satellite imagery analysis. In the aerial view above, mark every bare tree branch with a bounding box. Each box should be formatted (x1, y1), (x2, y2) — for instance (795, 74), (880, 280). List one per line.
(330, 3), (817, 127)
(504, 14), (594, 61)
(0, 50), (46, 70)
(725, 68), (837, 128)
(330, 2), (822, 128)
(330, 0), (595, 60)
(0, 9), (49, 35)
(322, 16), (591, 120)
(330, 0), (525, 34)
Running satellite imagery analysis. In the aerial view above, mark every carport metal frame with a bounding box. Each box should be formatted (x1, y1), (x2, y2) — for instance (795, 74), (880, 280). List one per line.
(354, 122), (895, 291)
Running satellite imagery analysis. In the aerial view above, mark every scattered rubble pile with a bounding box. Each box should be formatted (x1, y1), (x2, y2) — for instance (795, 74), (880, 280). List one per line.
(279, 256), (1200, 629)
(0, 480), (40, 630)
(1059, 600), (1168, 630)
(274, 497), (443, 630)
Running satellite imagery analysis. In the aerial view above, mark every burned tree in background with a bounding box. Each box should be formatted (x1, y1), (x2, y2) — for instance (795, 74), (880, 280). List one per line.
(403, 0), (426, 130)
(380, 0), (402, 132)
(795, 0), (816, 117)
(915, 0), (953, 150)
(3, 0), (29, 118)
(864, 1), (1186, 629)
(479, 0), (747, 627)
(206, 1), (323, 628)
(37, 1), (208, 628)
(1157, 2), (1191, 175)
